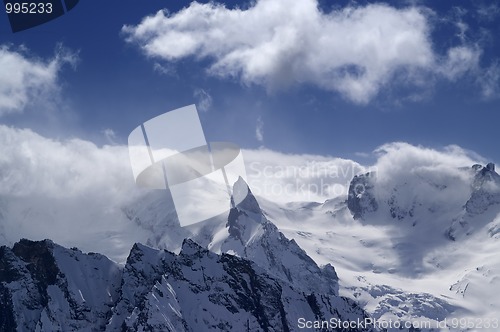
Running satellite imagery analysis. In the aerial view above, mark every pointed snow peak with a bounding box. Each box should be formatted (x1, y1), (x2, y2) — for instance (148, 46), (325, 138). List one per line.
(347, 172), (378, 219)
(232, 176), (249, 205)
(232, 177), (261, 214)
(12, 239), (56, 260)
(127, 242), (158, 264)
(472, 162), (498, 176)
(181, 238), (199, 250)
(130, 242), (151, 254)
(472, 164), (483, 171)
(466, 162), (500, 215)
(180, 238), (207, 257)
(11, 238), (59, 285)
(14, 238), (54, 250)
(471, 162), (500, 189)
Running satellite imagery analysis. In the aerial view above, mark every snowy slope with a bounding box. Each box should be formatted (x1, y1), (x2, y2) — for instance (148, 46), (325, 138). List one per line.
(123, 177), (340, 297)
(258, 163), (500, 331)
(0, 239), (121, 331)
(105, 162), (500, 330)
(0, 177), (378, 331)
(2, 151), (500, 331)
(84, 164), (500, 330)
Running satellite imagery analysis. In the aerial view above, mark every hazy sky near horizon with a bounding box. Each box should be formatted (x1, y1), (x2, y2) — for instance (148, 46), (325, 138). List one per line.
(1, 0), (499, 163)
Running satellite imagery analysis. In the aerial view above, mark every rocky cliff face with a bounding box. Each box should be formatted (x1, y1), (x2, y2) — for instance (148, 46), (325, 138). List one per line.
(465, 163), (500, 215)
(347, 163), (500, 226)
(108, 239), (373, 331)
(347, 172), (378, 220)
(0, 239), (121, 331)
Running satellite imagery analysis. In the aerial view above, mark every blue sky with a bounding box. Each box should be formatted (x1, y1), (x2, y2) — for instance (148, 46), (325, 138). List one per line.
(1, 0), (499, 163)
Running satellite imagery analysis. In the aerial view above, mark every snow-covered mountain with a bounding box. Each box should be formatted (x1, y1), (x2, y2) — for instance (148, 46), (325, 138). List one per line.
(0, 179), (376, 331)
(0, 239), (121, 331)
(0, 238), (373, 331)
(107, 239), (371, 331)
(2, 159), (500, 331)
(123, 177), (340, 297)
(261, 162), (500, 331)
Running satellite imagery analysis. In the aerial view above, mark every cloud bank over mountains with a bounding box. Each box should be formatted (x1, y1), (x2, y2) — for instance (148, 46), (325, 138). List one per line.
(123, 0), (494, 103)
(0, 125), (485, 261)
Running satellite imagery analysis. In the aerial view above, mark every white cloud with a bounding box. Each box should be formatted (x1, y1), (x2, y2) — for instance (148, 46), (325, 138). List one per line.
(374, 142), (482, 181)
(476, 3), (500, 22)
(193, 88), (212, 112)
(0, 125), (145, 261)
(243, 148), (366, 203)
(123, 0), (483, 104)
(438, 46), (481, 80)
(0, 45), (77, 115)
(102, 128), (118, 144)
(478, 61), (500, 99)
(370, 142), (483, 222)
(0, 125), (490, 260)
(255, 116), (264, 142)
(0, 126), (131, 198)
(153, 62), (177, 76)
(0, 126), (368, 255)
(354, 151), (371, 158)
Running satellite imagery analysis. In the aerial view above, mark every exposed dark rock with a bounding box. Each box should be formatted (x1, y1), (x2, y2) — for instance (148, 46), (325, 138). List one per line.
(347, 172), (378, 219)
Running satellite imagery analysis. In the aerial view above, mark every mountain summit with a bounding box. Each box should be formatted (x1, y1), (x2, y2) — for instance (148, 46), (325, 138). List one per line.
(1, 238), (375, 331)
(223, 177), (339, 296)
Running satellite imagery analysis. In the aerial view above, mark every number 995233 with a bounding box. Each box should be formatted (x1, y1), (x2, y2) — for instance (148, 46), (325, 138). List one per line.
(5, 2), (53, 14)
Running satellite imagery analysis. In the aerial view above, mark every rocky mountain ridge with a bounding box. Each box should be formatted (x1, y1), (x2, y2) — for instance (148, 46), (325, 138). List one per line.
(0, 178), (375, 331)
(0, 238), (375, 331)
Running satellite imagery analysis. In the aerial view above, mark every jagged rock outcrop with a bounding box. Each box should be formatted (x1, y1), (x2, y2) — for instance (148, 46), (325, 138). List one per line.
(107, 239), (374, 331)
(0, 239), (121, 331)
(347, 172), (378, 220)
(465, 163), (500, 215)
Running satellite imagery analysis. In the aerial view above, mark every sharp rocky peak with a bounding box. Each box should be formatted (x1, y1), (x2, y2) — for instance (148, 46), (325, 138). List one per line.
(180, 238), (209, 257)
(471, 162), (500, 188)
(223, 177), (340, 296)
(347, 163), (500, 221)
(466, 162), (500, 215)
(110, 238), (372, 331)
(347, 171), (378, 220)
(231, 176), (261, 214)
(0, 239), (121, 331)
